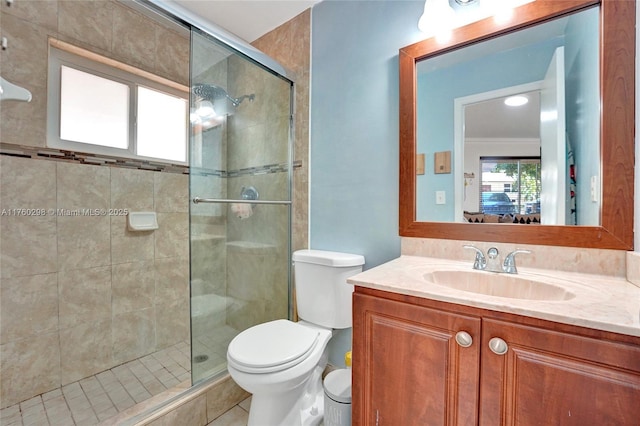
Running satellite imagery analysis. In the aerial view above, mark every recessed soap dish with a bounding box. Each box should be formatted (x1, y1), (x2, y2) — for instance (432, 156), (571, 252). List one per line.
(127, 212), (158, 231)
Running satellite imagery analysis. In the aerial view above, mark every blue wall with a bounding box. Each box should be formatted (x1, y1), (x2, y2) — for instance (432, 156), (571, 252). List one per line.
(310, 0), (424, 269)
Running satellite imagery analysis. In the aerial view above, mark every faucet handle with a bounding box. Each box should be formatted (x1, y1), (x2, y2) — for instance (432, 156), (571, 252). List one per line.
(463, 245), (486, 270)
(487, 247), (499, 259)
(503, 249), (531, 274)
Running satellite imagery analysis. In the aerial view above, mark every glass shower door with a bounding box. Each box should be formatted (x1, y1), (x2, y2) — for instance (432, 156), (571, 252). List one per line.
(189, 29), (293, 384)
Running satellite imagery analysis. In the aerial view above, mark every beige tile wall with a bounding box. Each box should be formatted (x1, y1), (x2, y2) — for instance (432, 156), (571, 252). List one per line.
(0, 0), (191, 408)
(252, 10), (311, 322)
(253, 9), (311, 253)
(0, 156), (190, 408)
(0, 0), (189, 148)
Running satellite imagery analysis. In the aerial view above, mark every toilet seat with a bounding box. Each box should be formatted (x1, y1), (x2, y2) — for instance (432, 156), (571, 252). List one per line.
(227, 319), (320, 374)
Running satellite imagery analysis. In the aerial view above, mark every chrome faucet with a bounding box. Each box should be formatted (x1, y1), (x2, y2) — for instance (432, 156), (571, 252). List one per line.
(485, 247), (503, 273)
(463, 245), (531, 274)
(503, 249), (531, 274)
(463, 245), (486, 270)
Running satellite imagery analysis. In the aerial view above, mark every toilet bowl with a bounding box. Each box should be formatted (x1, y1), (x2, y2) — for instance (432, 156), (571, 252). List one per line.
(227, 319), (332, 426)
(226, 250), (365, 426)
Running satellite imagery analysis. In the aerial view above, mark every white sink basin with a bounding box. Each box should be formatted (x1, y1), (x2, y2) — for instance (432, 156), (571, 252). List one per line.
(423, 270), (576, 301)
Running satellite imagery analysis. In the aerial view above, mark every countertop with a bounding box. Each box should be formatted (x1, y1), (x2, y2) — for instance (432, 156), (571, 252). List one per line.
(347, 255), (640, 337)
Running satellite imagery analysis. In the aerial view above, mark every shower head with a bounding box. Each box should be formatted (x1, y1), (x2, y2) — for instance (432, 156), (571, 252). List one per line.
(192, 83), (255, 107)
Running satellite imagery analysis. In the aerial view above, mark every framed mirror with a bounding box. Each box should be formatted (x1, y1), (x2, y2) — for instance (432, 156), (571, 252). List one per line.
(399, 0), (634, 249)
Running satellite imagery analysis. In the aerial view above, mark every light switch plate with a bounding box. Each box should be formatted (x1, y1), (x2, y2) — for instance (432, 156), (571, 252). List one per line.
(436, 190), (446, 205)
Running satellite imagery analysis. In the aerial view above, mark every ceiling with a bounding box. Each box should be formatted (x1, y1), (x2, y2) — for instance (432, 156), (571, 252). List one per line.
(465, 91), (540, 140)
(172, 0), (320, 42)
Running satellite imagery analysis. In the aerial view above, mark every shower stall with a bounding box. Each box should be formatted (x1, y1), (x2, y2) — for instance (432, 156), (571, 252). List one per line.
(0, 0), (293, 423)
(188, 28), (294, 385)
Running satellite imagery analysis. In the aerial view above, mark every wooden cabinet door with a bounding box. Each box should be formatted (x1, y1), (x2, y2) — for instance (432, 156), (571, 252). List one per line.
(353, 293), (481, 426)
(479, 319), (640, 425)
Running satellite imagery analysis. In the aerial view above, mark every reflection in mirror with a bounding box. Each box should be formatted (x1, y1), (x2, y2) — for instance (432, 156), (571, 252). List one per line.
(464, 94), (542, 223)
(399, 0), (634, 249)
(415, 6), (598, 226)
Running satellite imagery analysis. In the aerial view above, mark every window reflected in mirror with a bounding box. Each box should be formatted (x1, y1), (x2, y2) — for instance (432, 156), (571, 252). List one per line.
(464, 157), (542, 225)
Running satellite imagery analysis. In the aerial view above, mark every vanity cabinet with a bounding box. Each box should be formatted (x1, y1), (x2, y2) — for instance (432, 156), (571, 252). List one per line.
(352, 288), (640, 426)
(479, 318), (640, 425)
(352, 292), (482, 425)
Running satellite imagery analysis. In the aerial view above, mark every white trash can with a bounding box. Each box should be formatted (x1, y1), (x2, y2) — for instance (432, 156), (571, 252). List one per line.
(323, 369), (352, 426)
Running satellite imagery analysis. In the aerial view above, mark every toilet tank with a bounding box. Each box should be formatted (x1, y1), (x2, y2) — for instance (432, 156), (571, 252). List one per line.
(293, 249), (365, 329)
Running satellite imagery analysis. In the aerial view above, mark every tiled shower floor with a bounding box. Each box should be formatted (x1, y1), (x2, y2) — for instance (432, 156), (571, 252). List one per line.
(1, 341), (190, 426)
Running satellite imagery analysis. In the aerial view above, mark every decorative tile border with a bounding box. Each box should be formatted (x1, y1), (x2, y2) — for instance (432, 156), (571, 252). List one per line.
(0, 143), (301, 177)
(0, 143), (189, 174)
(228, 164), (281, 177)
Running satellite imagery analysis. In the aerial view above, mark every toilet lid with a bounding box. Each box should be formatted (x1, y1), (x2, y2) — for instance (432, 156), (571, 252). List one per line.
(227, 319), (320, 373)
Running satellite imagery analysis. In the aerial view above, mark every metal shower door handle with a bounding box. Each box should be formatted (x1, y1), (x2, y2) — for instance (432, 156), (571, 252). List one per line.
(192, 197), (291, 205)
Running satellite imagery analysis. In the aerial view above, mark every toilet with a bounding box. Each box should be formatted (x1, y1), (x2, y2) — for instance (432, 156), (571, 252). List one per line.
(226, 249), (365, 426)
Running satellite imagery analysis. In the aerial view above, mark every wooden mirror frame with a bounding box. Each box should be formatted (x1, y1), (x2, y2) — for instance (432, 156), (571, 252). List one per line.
(399, 0), (635, 250)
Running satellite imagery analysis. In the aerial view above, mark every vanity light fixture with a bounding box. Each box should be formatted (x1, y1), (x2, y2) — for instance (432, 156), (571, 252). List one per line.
(419, 0), (536, 35)
(504, 95), (528, 107)
(418, 0), (456, 38)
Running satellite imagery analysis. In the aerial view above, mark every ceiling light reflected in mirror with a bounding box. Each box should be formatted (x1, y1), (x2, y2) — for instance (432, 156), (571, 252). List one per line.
(504, 95), (529, 107)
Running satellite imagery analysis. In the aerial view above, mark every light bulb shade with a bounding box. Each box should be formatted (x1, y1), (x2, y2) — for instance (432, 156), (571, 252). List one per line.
(419, 0), (537, 35)
(418, 0), (456, 34)
(195, 100), (216, 118)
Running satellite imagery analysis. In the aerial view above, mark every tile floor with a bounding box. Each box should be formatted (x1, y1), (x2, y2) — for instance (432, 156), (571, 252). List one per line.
(206, 397), (250, 426)
(191, 325), (239, 382)
(0, 322), (243, 426)
(205, 397), (324, 426)
(1, 340), (204, 426)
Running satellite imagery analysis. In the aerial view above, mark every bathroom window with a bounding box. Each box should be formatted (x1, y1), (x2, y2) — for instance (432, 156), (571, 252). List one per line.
(47, 42), (188, 164)
(59, 65), (130, 150)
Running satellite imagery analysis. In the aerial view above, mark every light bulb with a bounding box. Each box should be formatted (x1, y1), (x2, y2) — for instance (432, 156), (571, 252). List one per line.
(195, 100), (216, 118)
(189, 108), (201, 123)
(418, 0), (456, 37)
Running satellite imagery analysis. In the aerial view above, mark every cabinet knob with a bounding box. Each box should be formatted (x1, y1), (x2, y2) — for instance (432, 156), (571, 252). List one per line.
(455, 331), (473, 347)
(488, 337), (508, 355)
